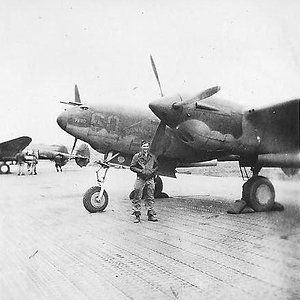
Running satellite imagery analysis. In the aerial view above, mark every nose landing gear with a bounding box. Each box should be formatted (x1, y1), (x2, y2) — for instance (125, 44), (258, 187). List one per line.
(83, 185), (108, 213)
(82, 153), (120, 213)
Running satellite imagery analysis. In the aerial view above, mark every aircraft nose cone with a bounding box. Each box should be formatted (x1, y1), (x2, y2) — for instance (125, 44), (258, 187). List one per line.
(149, 96), (182, 128)
(57, 111), (68, 130)
(149, 99), (164, 119)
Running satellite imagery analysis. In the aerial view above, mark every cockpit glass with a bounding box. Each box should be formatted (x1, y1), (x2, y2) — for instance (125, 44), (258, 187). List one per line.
(80, 106), (89, 110)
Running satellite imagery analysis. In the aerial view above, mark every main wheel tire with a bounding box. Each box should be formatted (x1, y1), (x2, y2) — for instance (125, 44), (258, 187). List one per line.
(129, 176), (164, 199)
(157, 192), (169, 198)
(83, 186), (109, 213)
(129, 189), (149, 199)
(0, 163), (10, 174)
(154, 176), (163, 198)
(244, 176), (275, 212)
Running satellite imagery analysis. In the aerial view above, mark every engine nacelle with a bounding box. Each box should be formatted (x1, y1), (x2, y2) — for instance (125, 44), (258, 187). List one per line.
(75, 144), (90, 167)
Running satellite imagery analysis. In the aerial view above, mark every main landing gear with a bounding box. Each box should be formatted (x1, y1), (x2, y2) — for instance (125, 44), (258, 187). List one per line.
(227, 166), (284, 214)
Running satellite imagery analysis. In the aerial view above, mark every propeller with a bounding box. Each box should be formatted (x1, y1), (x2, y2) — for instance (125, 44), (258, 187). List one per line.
(149, 55), (166, 157)
(172, 86), (221, 109)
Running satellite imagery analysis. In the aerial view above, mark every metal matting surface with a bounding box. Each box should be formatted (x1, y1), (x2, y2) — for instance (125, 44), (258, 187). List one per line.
(0, 161), (299, 299)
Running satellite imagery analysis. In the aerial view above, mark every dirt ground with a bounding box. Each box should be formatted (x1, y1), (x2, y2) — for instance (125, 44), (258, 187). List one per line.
(0, 161), (299, 299)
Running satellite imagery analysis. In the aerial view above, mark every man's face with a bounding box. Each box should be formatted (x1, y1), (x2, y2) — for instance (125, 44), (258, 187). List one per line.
(141, 143), (149, 155)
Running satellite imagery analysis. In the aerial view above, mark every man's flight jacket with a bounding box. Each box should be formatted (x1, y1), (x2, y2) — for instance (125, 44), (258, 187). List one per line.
(130, 152), (158, 180)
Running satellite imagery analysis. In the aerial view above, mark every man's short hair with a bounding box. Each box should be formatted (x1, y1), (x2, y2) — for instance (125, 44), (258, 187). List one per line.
(141, 140), (149, 147)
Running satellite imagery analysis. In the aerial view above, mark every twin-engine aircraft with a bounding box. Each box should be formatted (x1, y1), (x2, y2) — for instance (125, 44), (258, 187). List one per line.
(57, 59), (299, 214)
(0, 136), (32, 174)
(25, 143), (90, 168)
(0, 136), (90, 174)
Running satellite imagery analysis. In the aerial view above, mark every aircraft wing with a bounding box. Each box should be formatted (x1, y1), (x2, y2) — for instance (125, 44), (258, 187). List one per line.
(0, 136), (32, 160)
(246, 99), (299, 153)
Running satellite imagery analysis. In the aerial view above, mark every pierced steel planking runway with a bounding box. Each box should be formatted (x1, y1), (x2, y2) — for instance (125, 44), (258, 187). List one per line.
(0, 161), (299, 299)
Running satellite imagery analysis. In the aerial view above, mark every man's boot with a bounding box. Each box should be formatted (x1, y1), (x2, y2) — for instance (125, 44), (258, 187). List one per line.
(133, 212), (141, 223)
(147, 211), (158, 222)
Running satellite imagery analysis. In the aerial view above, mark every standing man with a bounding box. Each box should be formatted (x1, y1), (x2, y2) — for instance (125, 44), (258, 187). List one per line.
(54, 154), (63, 172)
(130, 140), (158, 223)
(30, 152), (38, 175)
(15, 150), (26, 175)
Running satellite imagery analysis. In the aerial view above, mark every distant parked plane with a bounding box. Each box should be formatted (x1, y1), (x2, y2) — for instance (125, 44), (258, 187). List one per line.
(0, 136), (32, 174)
(25, 143), (90, 168)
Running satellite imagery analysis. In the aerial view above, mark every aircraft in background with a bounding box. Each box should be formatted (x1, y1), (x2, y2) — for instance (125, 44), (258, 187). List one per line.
(57, 59), (299, 214)
(0, 136), (32, 174)
(25, 143), (90, 168)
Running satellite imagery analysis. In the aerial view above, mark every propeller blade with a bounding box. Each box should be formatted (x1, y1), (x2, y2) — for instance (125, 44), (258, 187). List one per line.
(173, 86), (221, 109)
(150, 121), (166, 157)
(70, 138), (78, 159)
(149, 55), (167, 157)
(197, 86), (221, 100)
(150, 55), (164, 97)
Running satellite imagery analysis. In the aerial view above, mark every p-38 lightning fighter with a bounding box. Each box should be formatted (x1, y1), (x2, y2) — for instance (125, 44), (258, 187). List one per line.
(57, 59), (299, 214)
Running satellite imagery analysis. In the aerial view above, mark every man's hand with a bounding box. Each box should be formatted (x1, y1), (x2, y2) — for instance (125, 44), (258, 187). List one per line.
(141, 169), (155, 180)
(143, 169), (152, 176)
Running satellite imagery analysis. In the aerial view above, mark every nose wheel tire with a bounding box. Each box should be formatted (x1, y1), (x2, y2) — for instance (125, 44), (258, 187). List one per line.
(83, 186), (109, 213)
(243, 176), (275, 212)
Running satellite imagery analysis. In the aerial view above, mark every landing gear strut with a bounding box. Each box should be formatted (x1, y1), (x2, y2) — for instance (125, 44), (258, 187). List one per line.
(228, 166), (283, 214)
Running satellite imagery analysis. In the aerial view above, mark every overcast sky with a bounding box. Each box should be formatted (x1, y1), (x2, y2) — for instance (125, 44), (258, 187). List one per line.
(1, 0), (299, 145)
